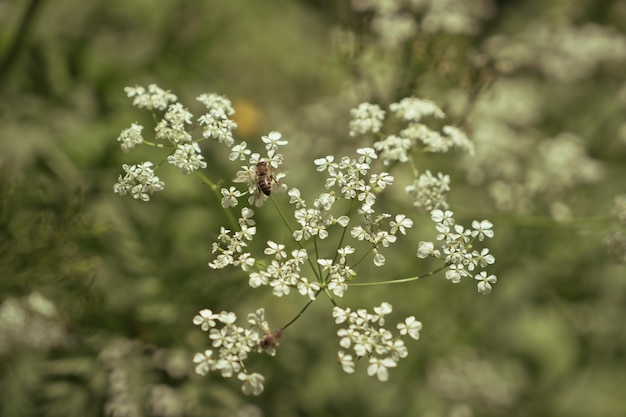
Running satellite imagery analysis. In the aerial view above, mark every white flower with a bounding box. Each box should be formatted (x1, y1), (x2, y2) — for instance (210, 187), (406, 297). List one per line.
(197, 105), (237, 146)
(390, 214), (413, 235)
(370, 172), (394, 189)
(217, 311), (237, 325)
(333, 306), (351, 324)
(193, 350), (214, 376)
(356, 147), (378, 162)
(270, 278), (291, 297)
(117, 123), (144, 152)
(161, 102), (193, 138)
(262, 130), (288, 150)
(416, 241), (436, 258)
(264, 241), (287, 259)
(445, 264), (465, 283)
(221, 187), (241, 208)
(328, 276), (348, 297)
(390, 97), (445, 122)
(337, 246), (355, 264)
(374, 302), (392, 316)
(351, 226), (370, 241)
(238, 372), (265, 396)
(288, 188), (306, 208)
(336, 215), (350, 227)
(125, 84), (177, 111)
(475, 271), (497, 295)
(192, 309), (217, 331)
(297, 278), (320, 300)
(291, 248), (308, 264)
(367, 357), (397, 382)
(234, 253), (255, 271)
(471, 219), (495, 240)
(405, 170), (451, 211)
(248, 272), (268, 288)
(196, 93), (234, 115)
(375, 231), (397, 247)
(240, 208), (256, 226)
(314, 155), (335, 172)
(442, 125), (474, 155)
(167, 142), (207, 174)
(387, 338), (408, 361)
(373, 135), (412, 165)
(240, 225), (256, 240)
(337, 351), (355, 374)
(229, 142), (251, 161)
(397, 316), (422, 340)
(431, 209), (455, 225)
(349, 103), (385, 136)
(473, 248), (496, 269)
(113, 162), (164, 202)
(314, 192), (336, 211)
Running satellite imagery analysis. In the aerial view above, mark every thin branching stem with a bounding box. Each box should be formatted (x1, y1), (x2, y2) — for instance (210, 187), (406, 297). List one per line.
(349, 264), (446, 286)
(269, 195), (322, 281)
(280, 289), (323, 330)
(195, 171), (238, 230)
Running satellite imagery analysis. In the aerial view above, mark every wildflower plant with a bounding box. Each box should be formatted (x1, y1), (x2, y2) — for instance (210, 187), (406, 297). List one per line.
(113, 84), (497, 395)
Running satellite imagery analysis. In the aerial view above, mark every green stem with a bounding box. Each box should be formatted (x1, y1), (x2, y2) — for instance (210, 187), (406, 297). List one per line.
(141, 139), (171, 149)
(323, 287), (338, 306)
(331, 199), (355, 265)
(269, 195), (322, 281)
(408, 153), (420, 178)
(312, 236), (324, 282)
(350, 245), (374, 269)
(269, 195), (295, 235)
(195, 171), (238, 230)
(349, 264), (446, 286)
(280, 289), (322, 330)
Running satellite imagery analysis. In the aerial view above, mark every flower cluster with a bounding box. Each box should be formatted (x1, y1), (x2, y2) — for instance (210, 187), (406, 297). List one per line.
(192, 308), (278, 396)
(167, 142), (207, 174)
(113, 85), (498, 396)
(250, 245), (317, 299)
(485, 21), (626, 82)
(117, 123), (144, 153)
(351, 0), (495, 47)
(209, 208), (257, 270)
(349, 102), (385, 136)
(405, 170), (451, 211)
(0, 292), (67, 355)
(230, 131), (288, 206)
(417, 209), (497, 294)
(197, 93), (238, 146)
(113, 162), (164, 202)
(124, 84), (177, 111)
(333, 303), (422, 381)
(350, 98), (474, 169)
(113, 88), (239, 201)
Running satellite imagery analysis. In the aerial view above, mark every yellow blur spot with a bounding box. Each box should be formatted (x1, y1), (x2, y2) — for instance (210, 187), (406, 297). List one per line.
(232, 99), (264, 138)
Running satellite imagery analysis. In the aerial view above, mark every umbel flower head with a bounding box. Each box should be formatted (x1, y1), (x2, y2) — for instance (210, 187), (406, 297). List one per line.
(417, 209), (496, 294)
(192, 308), (276, 395)
(333, 303), (422, 382)
(112, 85), (498, 396)
(113, 162), (164, 202)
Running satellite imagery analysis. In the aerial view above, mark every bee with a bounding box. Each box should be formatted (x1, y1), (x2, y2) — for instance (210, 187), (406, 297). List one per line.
(259, 329), (283, 351)
(255, 161), (274, 196)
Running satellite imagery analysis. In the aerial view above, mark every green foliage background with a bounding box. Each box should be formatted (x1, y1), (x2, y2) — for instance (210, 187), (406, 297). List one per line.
(1, 0), (626, 416)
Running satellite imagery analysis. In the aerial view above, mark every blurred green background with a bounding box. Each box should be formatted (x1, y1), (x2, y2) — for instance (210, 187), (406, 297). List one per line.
(2, 0), (626, 416)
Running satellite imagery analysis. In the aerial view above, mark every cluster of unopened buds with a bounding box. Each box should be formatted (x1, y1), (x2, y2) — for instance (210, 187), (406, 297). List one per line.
(113, 84), (497, 395)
